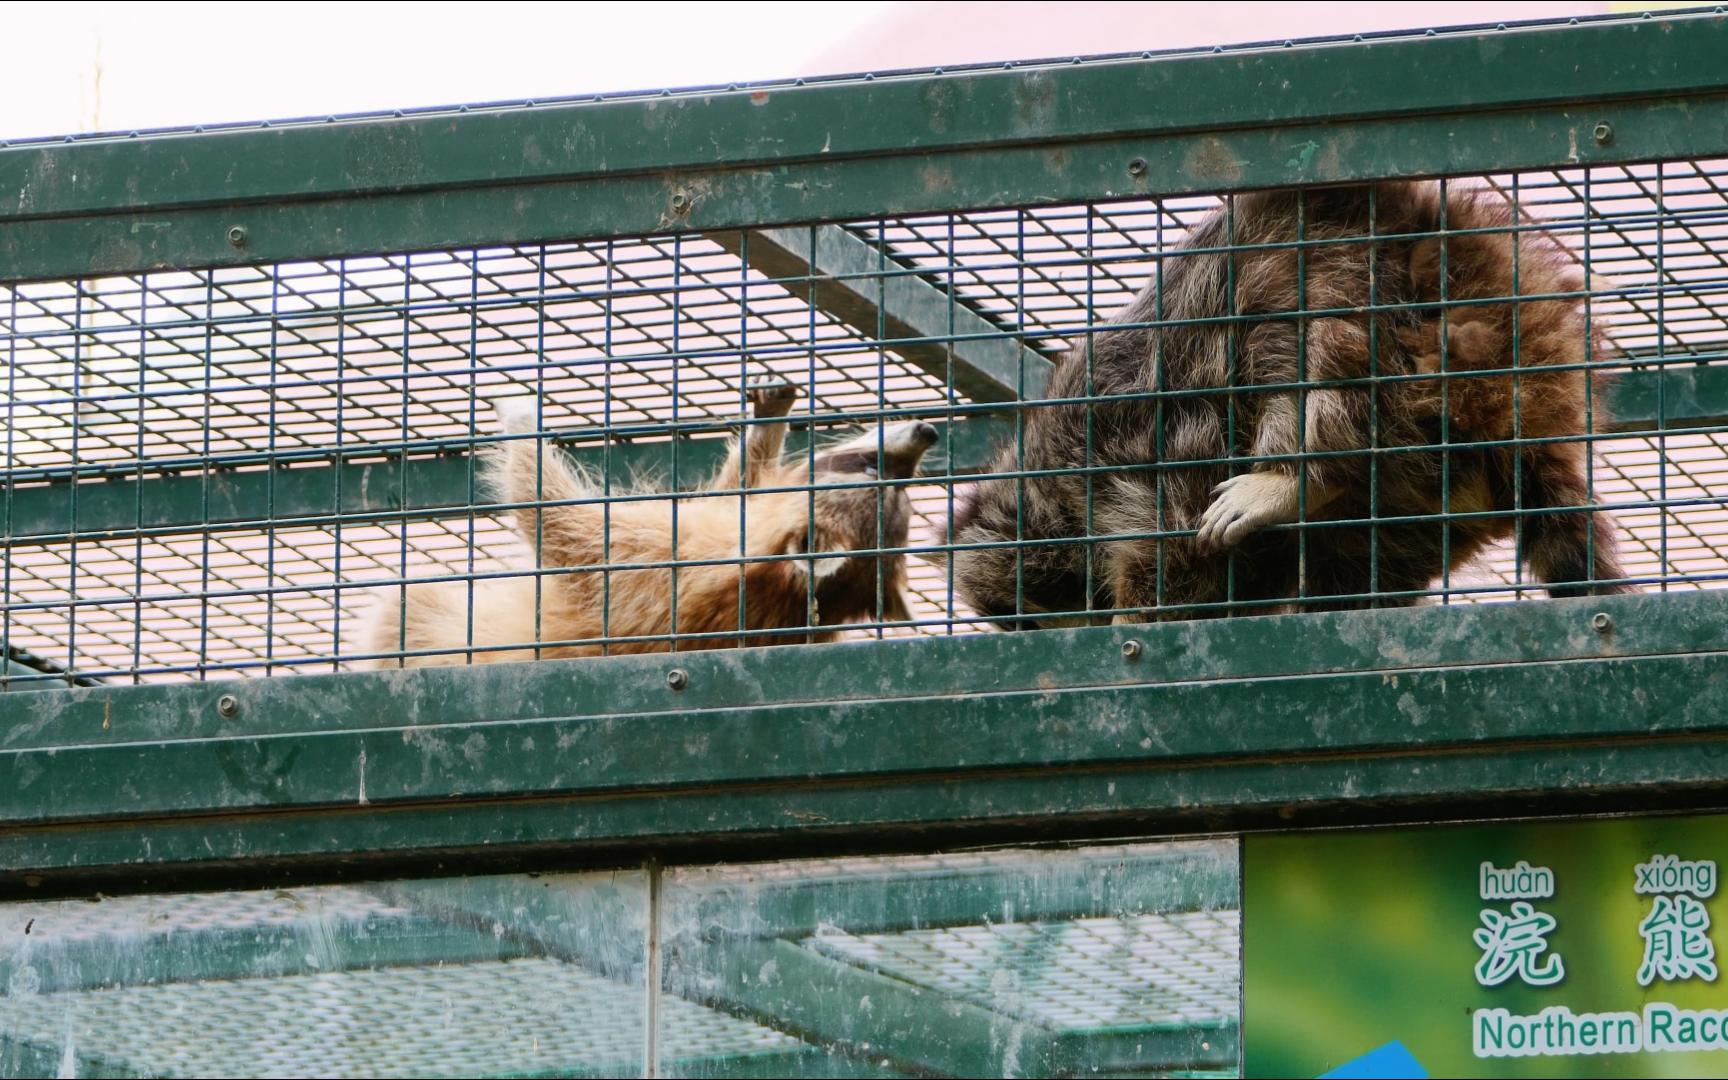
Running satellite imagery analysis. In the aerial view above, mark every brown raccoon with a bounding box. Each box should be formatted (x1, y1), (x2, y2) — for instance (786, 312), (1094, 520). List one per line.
(950, 181), (1632, 628)
(364, 379), (938, 666)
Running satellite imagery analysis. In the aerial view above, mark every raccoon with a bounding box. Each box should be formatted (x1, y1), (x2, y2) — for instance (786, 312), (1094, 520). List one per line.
(949, 181), (1632, 628)
(364, 379), (938, 666)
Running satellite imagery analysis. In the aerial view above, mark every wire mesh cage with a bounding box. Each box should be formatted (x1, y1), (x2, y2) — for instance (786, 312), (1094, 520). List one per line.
(8, 13), (1728, 1080)
(5, 159), (1728, 686)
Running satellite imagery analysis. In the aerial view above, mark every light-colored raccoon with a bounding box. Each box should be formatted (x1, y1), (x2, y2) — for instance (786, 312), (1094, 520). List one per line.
(363, 379), (938, 666)
(949, 181), (1632, 628)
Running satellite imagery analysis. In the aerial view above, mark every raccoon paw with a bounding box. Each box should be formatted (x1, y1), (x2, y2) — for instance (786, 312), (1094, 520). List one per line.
(1196, 472), (1300, 551)
(746, 376), (800, 419)
(491, 396), (542, 436)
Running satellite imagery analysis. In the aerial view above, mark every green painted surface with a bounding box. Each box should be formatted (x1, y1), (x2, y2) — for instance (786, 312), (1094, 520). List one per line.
(3, 14), (1718, 223)
(3, 13), (1726, 280)
(6, 91), (1726, 283)
(1245, 815), (1728, 1077)
(9, 734), (1728, 881)
(1, 590), (1723, 875)
(8, 646), (1725, 822)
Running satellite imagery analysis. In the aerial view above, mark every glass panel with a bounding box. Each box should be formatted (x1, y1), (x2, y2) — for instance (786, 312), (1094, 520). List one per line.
(660, 839), (1241, 1079)
(0, 841), (1241, 1077)
(0, 870), (655, 1078)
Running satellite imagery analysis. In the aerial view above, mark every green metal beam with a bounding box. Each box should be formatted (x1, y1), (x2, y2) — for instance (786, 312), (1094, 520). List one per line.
(1, 416), (1011, 544)
(1048, 1023), (1237, 1077)
(3, 589), (1727, 877)
(674, 935), (1237, 1079)
(711, 227), (1051, 402)
(665, 844), (1234, 938)
(3, 434), (728, 544)
(0, 918), (531, 995)
(5, 362), (1723, 545)
(5, 14), (1719, 222)
(666, 1048), (905, 1078)
(1605, 358), (1728, 433)
(678, 936), (1055, 1078)
(0, 1039), (138, 1080)
(3, 15), (1727, 280)
(14, 644), (1728, 822)
(1, 646), (101, 689)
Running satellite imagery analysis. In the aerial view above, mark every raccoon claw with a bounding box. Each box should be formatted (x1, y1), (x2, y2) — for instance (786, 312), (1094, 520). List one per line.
(746, 376), (800, 419)
(1196, 472), (1300, 552)
(491, 396), (541, 436)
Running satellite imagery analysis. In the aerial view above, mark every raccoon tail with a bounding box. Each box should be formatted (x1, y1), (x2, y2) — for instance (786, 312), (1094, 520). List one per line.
(1520, 454), (1634, 598)
(357, 575), (547, 668)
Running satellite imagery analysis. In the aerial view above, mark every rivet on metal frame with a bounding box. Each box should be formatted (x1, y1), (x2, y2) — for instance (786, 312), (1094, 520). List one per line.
(666, 668), (690, 691)
(216, 694), (241, 718)
(226, 225), (248, 248)
(1121, 639), (1144, 660)
(1126, 157), (1149, 178)
(1592, 122), (1614, 147)
(1591, 611), (1613, 633)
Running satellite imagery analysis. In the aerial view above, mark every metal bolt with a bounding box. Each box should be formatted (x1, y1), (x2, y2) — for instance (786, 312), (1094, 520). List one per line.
(670, 191), (690, 212)
(1592, 122), (1614, 147)
(1126, 157), (1148, 178)
(1591, 611), (1613, 633)
(666, 668), (689, 691)
(226, 225), (248, 248)
(1121, 639), (1143, 660)
(216, 693), (240, 718)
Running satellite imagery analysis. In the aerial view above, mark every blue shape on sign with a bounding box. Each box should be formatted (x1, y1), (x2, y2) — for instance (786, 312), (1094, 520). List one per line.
(1319, 1040), (1428, 1079)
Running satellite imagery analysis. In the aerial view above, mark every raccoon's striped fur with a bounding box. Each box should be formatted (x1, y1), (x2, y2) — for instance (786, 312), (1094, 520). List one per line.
(950, 181), (1632, 628)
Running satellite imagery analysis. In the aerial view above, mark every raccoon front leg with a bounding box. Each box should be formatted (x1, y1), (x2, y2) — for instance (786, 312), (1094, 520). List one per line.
(710, 376), (800, 491)
(1195, 471), (1310, 551)
(1194, 393), (1345, 552)
(1195, 319), (1365, 552)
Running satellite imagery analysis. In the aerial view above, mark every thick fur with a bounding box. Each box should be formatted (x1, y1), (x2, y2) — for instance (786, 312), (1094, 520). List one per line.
(364, 382), (938, 666)
(950, 181), (1633, 628)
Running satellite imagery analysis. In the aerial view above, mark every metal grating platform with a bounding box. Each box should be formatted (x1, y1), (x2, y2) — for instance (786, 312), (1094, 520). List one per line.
(807, 910), (1240, 1032)
(0, 957), (803, 1079)
(0, 843), (1240, 1077)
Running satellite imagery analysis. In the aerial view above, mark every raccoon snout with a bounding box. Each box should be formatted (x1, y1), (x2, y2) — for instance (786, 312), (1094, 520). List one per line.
(880, 421), (940, 477)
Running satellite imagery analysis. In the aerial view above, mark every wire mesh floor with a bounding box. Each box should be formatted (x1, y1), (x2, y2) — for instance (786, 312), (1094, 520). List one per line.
(807, 910), (1239, 1032)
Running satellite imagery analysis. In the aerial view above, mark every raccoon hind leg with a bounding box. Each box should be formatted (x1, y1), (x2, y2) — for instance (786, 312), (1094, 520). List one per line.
(488, 396), (607, 568)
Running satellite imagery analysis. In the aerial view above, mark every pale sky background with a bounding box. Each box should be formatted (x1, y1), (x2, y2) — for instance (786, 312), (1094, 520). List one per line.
(0, 1), (1676, 142)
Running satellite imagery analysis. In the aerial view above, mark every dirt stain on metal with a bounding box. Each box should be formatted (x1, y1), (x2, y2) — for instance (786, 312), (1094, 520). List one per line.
(1185, 138), (1244, 184)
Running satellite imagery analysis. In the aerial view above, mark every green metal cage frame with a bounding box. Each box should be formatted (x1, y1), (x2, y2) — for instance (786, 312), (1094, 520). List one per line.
(6, 13), (1728, 1076)
(6, 8), (1728, 878)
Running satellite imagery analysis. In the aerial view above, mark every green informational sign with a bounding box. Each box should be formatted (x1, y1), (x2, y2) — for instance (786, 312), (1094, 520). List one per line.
(1245, 814), (1728, 1078)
